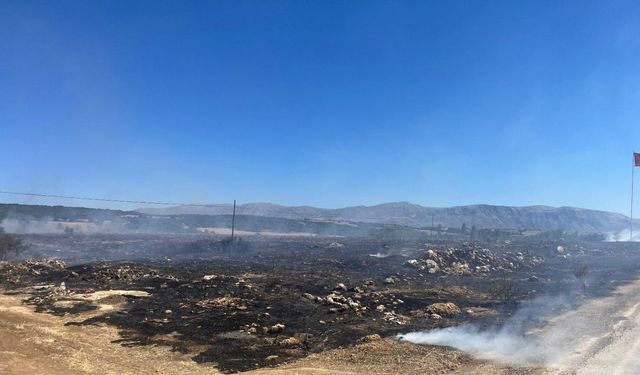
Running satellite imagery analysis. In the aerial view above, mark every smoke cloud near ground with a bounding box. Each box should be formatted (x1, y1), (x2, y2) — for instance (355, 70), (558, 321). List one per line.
(607, 229), (640, 242)
(398, 295), (571, 367)
(1, 217), (61, 234)
(0, 216), (129, 234)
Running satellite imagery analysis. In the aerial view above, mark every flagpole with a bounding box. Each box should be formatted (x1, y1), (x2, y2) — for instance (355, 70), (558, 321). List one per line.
(632, 153), (635, 241)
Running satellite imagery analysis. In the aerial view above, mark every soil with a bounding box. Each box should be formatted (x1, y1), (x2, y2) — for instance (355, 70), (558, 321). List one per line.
(0, 291), (220, 375)
(2, 234), (640, 374)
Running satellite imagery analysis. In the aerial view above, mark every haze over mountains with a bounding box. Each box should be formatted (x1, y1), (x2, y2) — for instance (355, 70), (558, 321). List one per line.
(139, 202), (634, 233)
(0, 201), (635, 234)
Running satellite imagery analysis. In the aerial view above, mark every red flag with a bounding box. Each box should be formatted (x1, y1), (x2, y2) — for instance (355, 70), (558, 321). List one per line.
(635, 152), (640, 167)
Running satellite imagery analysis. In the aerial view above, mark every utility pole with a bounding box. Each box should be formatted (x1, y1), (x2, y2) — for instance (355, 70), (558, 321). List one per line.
(431, 213), (435, 237)
(631, 152), (639, 241)
(231, 199), (236, 241)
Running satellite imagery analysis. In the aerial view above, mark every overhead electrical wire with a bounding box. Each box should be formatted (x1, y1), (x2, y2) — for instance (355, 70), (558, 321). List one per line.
(0, 190), (211, 207)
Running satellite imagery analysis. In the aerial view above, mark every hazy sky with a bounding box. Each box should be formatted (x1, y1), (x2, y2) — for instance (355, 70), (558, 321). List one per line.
(2, 1), (640, 213)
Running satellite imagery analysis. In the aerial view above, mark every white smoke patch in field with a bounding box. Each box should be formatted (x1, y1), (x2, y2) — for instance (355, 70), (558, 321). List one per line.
(606, 229), (640, 242)
(369, 248), (415, 258)
(398, 295), (570, 367)
(0, 217), (128, 234)
(399, 325), (540, 364)
(1, 217), (62, 234)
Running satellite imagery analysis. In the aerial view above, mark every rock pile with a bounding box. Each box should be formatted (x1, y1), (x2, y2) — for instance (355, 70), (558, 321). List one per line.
(410, 302), (461, 321)
(425, 302), (461, 316)
(0, 258), (70, 283)
(195, 296), (247, 310)
(23, 258), (66, 269)
(301, 282), (406, 322)
(318, 290), (367, 314)
(405, 245), (544, 276)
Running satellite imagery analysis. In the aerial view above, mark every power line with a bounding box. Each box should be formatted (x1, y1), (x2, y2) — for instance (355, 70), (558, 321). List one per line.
(0, 190), (213, 207)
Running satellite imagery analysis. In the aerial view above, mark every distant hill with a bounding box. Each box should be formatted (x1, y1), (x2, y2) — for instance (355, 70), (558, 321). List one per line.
(139, 202), (636, 233)
(0, 203), (391, 237)
(0, 202), (634, 234)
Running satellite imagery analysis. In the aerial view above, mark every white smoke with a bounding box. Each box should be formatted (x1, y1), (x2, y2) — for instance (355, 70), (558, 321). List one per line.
(606, 229), (640, 242)
(369, 248), (414, 258)
(0, 217), (127, 234)
(400, 324), (541, 364)
(398, 295), (570, 367)
(1, 217), (64, 234)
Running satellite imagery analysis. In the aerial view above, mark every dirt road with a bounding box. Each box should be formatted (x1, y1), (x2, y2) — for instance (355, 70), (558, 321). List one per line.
(536, 278), (640, 374)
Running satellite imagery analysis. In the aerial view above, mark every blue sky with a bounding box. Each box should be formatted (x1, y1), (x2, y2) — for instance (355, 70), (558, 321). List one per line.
(1, 1), (640, 213)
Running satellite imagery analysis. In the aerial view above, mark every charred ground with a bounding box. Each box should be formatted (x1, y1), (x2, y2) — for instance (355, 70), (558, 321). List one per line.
(2, 234), (640, 373)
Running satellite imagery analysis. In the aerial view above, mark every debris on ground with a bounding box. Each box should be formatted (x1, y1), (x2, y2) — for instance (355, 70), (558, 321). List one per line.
(357, 334), (382, 343)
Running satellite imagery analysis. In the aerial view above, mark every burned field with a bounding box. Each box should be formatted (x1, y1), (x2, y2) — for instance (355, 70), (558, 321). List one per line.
(2, 234), (640, 373)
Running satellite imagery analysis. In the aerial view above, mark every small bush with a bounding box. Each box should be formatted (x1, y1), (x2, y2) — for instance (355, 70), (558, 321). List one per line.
(0, 230), (25, 261)
(220, 237), (250, 253)
(574, 263), (589, 279)
(489, 278), (520, 303)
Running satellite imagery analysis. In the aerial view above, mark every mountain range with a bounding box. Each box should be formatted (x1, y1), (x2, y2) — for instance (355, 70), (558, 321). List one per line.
(139, 202), (635, 233)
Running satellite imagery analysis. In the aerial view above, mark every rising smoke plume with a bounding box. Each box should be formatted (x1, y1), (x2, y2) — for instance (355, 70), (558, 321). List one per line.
(398, 295), (572, 367)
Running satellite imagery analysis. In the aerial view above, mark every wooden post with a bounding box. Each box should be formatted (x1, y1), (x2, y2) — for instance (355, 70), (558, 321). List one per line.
(431, 213), (435, 237)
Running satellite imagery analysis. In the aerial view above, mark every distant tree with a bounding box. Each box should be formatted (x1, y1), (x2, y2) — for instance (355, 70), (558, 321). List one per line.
(470, 225), (477, 241)
(0, 229), (25, 261)
(461, 223), (467, 233)
(437, 224), (442, 237)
